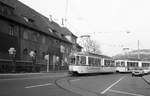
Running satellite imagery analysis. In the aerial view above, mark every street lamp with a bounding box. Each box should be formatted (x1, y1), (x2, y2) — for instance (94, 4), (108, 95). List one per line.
(8, 47), (16, 72)
(29, 50), (36, 72)
(44, 54), (49, 72)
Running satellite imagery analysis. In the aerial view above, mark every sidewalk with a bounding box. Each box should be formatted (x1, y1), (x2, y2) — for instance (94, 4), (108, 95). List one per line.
(0, 71), (69, 80)
(143, 74), (150, 85)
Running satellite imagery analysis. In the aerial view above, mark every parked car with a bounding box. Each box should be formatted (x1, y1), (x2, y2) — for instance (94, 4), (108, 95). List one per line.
(132, 68), (144, 77)
(142, 68), (150, 75)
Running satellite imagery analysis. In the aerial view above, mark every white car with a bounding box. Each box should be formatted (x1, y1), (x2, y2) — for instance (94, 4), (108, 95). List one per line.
(132, 68), (144, 77)
(143, 69), (150, 74)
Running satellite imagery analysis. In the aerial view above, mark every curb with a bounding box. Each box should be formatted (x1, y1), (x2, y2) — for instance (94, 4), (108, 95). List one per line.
(0, 72), (69, 80)
(0, 71), (68, 76)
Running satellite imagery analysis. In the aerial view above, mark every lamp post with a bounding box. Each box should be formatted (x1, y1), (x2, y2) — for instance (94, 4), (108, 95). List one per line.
(8, 47), (16, 72)
(44, 54), (49, 72)
(29, 51), (36, 72)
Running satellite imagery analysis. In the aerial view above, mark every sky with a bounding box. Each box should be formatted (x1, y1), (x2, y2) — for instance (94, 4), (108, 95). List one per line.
(20, 0), (150, 56)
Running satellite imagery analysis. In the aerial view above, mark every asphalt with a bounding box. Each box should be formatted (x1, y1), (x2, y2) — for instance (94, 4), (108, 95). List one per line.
(142, 74), (150, 85)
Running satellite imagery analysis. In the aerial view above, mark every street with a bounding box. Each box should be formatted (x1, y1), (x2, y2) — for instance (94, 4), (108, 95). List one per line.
(0, 72), (80, 96)
(0, 73), (150, 96)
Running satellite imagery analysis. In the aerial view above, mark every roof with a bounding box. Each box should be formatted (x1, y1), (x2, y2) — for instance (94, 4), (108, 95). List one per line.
(76, 43), (82, 48)
(0, 0), (73, 44)
(73, 52), (112, 59)
(61, 27), (77, 38)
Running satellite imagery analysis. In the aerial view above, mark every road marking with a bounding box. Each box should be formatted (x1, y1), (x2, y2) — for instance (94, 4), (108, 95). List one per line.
(25, 83), (52, 88)
(70, 79), (80, 82)
(109, 89), (144, 96)
(101, 76), (125, 94)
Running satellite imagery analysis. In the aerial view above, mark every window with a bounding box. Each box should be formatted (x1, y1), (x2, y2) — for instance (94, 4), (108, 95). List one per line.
(48, 28), (53, 33)
(9, 25), (15, 36)
(142, 63), (150, 67)
(121, 62), (125, 67)
(42, 36), (46, 44)
(0, 5), (4, 14)
(32, 32), (38, 42)
(60, 45), (65, 53)
(116, 61), (120, 67)
(95, 58), (101, 66)
(88, 57), (94, 66)
(70, 57), (75, 65)
(104, 60), (110, 67)
(61, 34), (64, 37)
(110, 60), (115, 67)
(76, 56), (80, 65)
(23, 17), (34, 23)
(65, 35), (72, 42)
(23, 17), (29, 22)
(23, 48), (28, 55)
(55, 40), (59, 44)
(28, 18), (34, 23)
(42, 52), (45, 59)
(80, 56), (86, 65)
(127, 62), (138, 67)
(23, 31), (29, 39)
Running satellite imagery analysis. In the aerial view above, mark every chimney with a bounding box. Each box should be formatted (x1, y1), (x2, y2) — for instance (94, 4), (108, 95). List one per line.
(62, 18), (64, 26)
(49, 15), (53, 22)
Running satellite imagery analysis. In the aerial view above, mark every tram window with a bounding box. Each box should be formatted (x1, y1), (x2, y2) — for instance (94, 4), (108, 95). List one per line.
(121, 62), (125, 67)
(98, 59), (101, 66)
(93, 58), (97, 66)
(110, 60), (115, 67)
(70, 57), (75, 64)
(104, 60), (111, 67)
(80, 56), (86, 65)
(88, 57), (101, 66)
(76, 56), (80, 65)
(127, 62), (138, 67)
(95, 58), (101, 66)
(116, 61), (120, 67)
(88, 57), (94, 66)
(142, 63), (150, 67)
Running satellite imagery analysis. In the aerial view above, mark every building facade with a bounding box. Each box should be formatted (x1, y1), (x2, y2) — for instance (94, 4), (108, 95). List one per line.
(0, 0), (81, 72)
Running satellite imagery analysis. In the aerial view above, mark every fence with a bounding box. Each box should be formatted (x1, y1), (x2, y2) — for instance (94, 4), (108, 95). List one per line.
(0, 59), (68, 73)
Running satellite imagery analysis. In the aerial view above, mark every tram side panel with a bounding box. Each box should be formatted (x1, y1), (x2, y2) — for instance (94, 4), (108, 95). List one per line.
(68, 52), (116, 75)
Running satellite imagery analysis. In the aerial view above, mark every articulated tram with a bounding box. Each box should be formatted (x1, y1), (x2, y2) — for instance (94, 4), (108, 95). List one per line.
(68, 52), (116, 75)
(115, 60), (150, 74)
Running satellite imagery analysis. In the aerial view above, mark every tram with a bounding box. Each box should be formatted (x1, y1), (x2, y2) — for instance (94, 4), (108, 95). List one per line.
(115, 60), (150, 73)
(115, 60), (138, 72)
(68, 52), (116, 75)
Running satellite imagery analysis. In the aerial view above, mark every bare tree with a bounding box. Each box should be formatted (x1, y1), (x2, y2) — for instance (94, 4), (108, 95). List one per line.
(78, 35), (101, 54)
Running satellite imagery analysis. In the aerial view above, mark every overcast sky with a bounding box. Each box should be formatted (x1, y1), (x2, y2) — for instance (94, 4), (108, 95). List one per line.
(20, 0), (150, 56)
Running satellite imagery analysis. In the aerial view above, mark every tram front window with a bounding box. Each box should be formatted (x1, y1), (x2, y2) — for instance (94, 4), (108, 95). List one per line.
(70, 57), (75, 65)
(76, 56), (86, 66)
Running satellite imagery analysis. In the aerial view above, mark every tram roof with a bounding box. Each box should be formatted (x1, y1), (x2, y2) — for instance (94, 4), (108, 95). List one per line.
(72, 52), (112, 59)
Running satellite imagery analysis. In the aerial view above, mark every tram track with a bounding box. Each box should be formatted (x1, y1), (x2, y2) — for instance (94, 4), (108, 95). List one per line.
(54, 76), (83, 96)
(54, 75), (106, 96)
(54, 76), (76, 93)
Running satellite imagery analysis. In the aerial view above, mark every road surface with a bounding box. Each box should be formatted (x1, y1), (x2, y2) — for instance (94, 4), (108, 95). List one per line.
(0, 73), (150, 96)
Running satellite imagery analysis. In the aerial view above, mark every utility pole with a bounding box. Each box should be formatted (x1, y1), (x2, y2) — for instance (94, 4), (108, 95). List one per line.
(137, 40), (140, 60)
